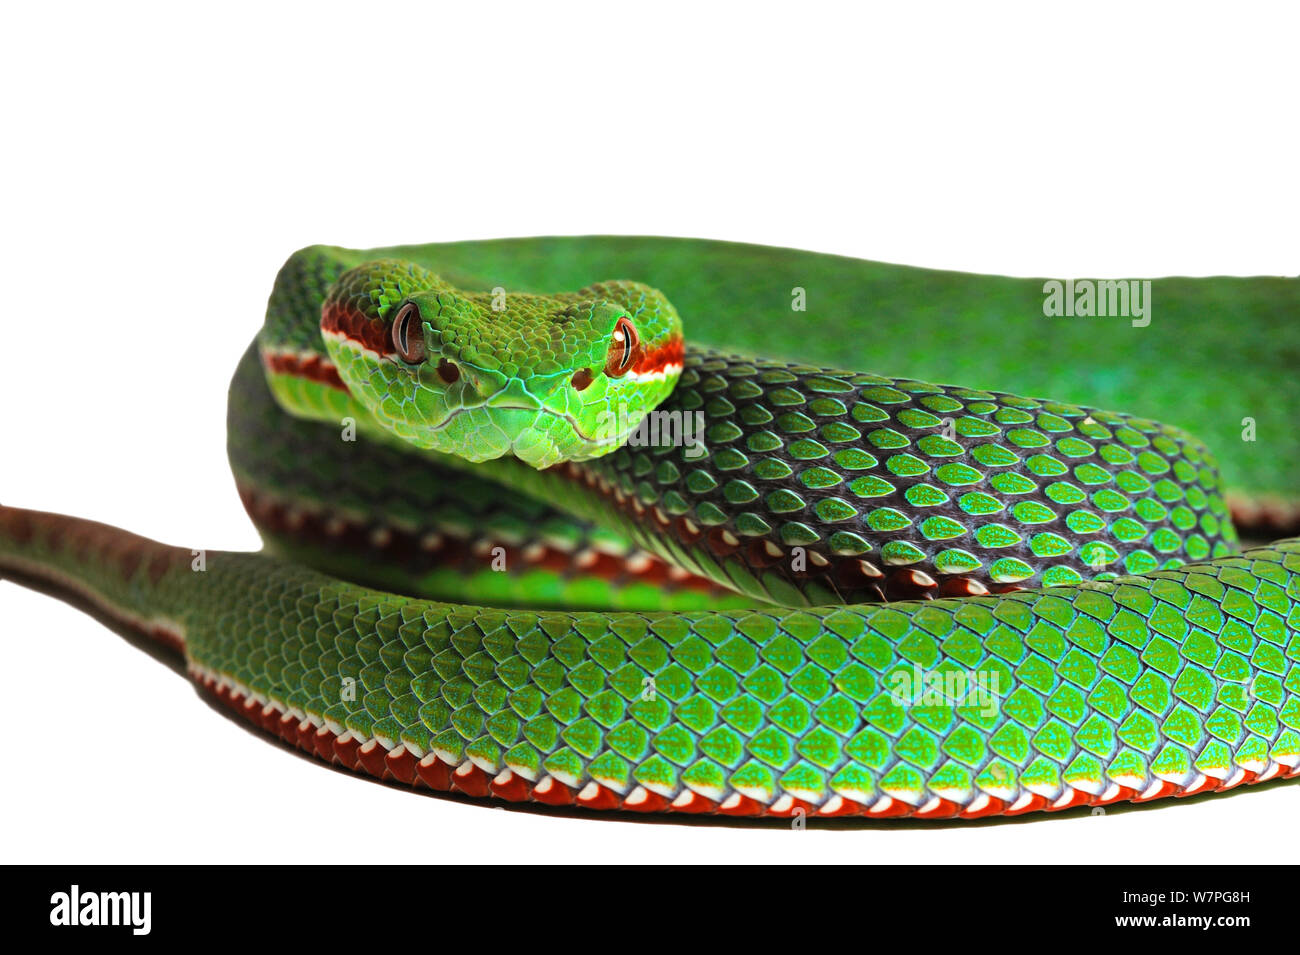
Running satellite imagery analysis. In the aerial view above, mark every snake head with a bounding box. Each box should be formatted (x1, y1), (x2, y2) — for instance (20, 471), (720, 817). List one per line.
(321, 260), (684, 468)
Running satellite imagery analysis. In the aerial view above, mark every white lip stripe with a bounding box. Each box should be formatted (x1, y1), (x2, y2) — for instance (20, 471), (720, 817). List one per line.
(627, 361), (683, 384)
(319, 329), (380, 356)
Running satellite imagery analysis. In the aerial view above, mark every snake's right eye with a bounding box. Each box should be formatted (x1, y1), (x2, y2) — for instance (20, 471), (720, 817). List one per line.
(604, 316), (640, 378)
(391, 303), (426, 364)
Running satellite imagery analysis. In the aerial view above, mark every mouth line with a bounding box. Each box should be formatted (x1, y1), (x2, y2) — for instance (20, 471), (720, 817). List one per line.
(425, 402), (615, 447)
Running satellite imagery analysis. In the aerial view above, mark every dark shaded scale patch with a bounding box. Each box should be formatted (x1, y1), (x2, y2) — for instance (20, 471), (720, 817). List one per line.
(551, 347), (1238, 606)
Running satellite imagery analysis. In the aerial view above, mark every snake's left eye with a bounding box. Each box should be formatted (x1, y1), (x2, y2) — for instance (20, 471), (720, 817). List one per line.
(391, 303), (426, 364)
(604, 316), (640, 378)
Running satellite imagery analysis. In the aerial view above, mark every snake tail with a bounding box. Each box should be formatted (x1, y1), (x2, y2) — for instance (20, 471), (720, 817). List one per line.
(4, 503), (1298, 819)
(0, 507), (191, 654)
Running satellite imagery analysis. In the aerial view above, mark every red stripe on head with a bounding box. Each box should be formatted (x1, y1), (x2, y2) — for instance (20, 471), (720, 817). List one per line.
(320, 301), (395, 357)
(633, 336), (684, 376)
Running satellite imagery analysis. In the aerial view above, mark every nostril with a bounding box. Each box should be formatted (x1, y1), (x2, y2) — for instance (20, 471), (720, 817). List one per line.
(571, 368), (593, 392)
(437, 358), (460, 384)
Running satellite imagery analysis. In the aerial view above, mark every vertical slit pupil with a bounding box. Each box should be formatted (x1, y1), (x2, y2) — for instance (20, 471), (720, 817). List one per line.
(604, 318), (639, 378)
(608, 317), (638, 376)
(392, 304), (425, 363)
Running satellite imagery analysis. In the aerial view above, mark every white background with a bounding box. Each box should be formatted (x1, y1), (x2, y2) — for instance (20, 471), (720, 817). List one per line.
(1, 2), (1296, 864)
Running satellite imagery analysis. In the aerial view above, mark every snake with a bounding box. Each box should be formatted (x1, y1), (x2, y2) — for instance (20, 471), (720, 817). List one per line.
(3, 237), (1297, 820)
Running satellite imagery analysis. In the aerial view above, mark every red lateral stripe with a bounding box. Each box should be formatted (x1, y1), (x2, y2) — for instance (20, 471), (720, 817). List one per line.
(320, 301), (394, 357)
(633, 335), (684, 376)
(261, 351), (349, 392)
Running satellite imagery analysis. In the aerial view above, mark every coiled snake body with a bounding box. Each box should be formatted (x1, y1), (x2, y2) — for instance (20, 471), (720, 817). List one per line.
(3, 238), (1298, 819)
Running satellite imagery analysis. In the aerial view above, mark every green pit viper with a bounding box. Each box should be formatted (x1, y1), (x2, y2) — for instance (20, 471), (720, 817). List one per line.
(3, 237), (1298, 819)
